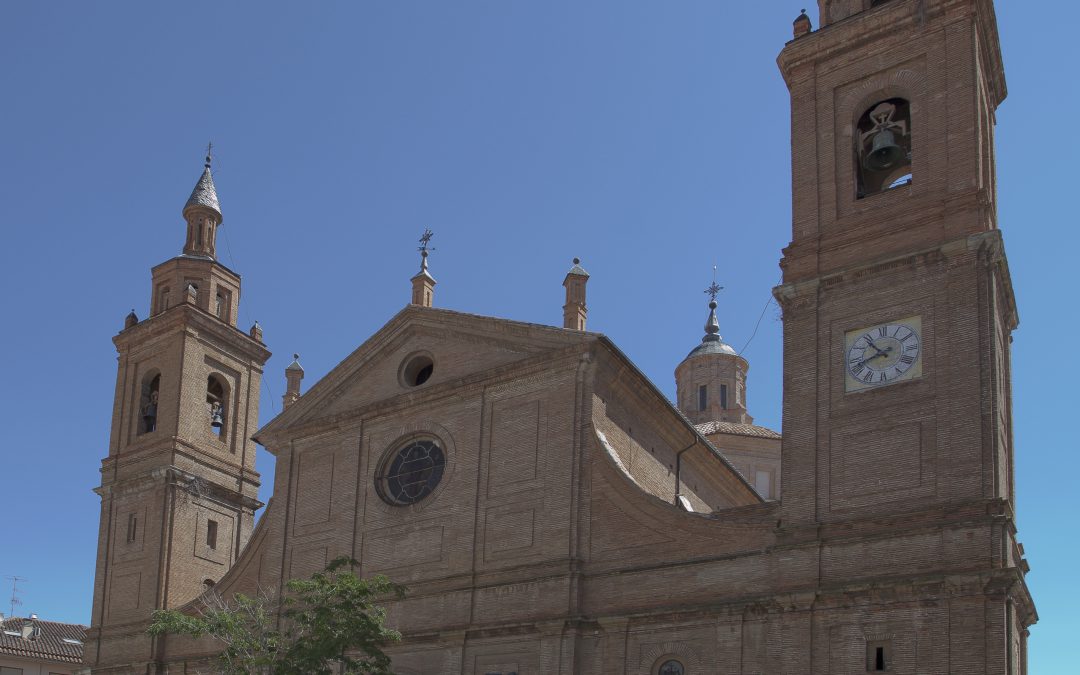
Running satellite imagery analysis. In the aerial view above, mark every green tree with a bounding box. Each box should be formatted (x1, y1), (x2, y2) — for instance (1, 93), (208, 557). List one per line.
(148, 557), (404, 674)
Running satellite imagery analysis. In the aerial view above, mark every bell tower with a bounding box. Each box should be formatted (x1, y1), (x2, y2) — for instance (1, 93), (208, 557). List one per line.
(86, 153), (271, 669)
(775, 0), (1034, 671)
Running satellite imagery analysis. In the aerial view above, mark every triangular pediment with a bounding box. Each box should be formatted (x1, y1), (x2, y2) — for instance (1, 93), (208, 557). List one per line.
(256, 306), (595, 442)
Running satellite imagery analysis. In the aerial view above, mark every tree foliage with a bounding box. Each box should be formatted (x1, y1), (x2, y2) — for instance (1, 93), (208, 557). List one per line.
(148, 557), (404, 674)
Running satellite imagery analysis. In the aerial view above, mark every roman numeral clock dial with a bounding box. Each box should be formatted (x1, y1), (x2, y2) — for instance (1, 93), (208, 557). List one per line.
(844, 316), (923, 393)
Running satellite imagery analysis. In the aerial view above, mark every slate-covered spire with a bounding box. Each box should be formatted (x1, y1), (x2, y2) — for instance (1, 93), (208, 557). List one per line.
(182, 146), (222, 258)
(702, 299), (722, 343)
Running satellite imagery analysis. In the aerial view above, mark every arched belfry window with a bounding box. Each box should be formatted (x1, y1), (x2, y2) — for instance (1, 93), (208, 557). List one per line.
(138, 373), (161, 435)
(856, 98), (912, 198)
(206, 375), (227, 438)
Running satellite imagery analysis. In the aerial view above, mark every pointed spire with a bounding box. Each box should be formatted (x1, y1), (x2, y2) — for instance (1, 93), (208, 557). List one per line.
(184, 145), (221, 219)
(702, 270), (724, 343)
(703, 299), (722, 343)
(182, 145), (223, 258)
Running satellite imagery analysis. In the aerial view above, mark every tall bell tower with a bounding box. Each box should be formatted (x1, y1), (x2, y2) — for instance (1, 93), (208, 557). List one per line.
(775, 0), (1034, 671)
(86, 153), (271, 669)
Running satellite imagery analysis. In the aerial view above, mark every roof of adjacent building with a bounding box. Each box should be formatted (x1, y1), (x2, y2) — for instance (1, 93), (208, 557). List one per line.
(0, 616), (86, 664)
(695, 419), (782, 440)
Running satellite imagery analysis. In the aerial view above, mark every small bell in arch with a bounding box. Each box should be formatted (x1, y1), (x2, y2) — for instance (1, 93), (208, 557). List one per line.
(142, 390), (158, 432)
(859, 101), (908, 173)
(863, 127), (904, 171)
(210, 401), (224, 429)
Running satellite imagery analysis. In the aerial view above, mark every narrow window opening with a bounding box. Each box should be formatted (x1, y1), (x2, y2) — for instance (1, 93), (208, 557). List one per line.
(206, 519), (218, 550)
(698, 385), (707, 411)
(720, 383), (728, 409)
(126, 513), (137, 543)
(158, 286), (170, 314)
(866, 641), (891, 672)
(215, 293), (224, 318)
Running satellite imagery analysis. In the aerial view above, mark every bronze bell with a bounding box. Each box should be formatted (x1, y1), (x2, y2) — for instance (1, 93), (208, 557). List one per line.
(863, 128), (905, 171)
(210, 403), (224, 429)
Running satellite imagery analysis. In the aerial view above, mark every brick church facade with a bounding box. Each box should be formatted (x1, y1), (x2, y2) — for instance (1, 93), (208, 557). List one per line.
(86, 1), (1036, 672)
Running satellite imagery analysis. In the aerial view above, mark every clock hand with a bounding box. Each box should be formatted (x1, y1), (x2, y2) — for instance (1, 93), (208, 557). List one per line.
(864, 340), (891, 358)
(854, 346), (895, 370)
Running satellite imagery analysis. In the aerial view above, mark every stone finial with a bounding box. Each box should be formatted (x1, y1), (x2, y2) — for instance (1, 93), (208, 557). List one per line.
(283, 353), (305, 409)
(410, 229), (437, 307)
(562, 258), (589, 331)
(793, 9), (812, 38)
(124, 309), (138, 330)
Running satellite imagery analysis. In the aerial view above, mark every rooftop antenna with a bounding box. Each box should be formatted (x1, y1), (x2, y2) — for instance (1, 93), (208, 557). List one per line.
(4, 576), (26, 619)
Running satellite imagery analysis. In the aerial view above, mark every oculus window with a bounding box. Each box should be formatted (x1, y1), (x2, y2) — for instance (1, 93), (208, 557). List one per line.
(376, 438), (446, 506)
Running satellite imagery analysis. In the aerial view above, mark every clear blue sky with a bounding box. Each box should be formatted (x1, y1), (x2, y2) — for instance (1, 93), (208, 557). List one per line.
(0, 1), (1073, 670)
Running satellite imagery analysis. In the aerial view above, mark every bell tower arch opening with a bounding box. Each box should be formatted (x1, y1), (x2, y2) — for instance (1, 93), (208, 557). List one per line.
(137, 371), (160, 436)
(206, 374), (228, 439)
(856, 98), (911, 197)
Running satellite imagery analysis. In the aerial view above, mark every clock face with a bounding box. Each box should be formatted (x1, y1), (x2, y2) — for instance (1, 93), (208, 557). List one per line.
(844, 316), (922, 392)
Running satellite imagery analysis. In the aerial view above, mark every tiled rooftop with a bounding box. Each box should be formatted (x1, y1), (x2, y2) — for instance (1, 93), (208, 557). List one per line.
(695, 419), (782, 440)
(0, 616), (86, 664)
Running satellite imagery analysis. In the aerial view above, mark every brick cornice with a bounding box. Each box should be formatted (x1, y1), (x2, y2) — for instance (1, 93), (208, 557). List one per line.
(115, 303), (270, 365)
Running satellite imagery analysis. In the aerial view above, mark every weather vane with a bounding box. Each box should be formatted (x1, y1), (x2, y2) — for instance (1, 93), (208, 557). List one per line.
(205, 141), (213, 169)
(418, 229), (435, 254)
(704, 265), (723, 303)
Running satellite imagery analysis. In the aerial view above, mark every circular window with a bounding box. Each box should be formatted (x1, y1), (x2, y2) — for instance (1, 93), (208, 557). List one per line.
(657, 660), (685, 675)
(401, 354), (434, 387)
(376, 438), (446, 505)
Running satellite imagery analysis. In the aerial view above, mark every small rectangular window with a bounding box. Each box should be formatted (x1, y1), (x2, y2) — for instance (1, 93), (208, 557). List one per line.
(866, 640), (891, 672)
(720, 384), (728, 409)
(206, 519), (218, 550)
(126, 513), (137, 543)
(698, 385), (707, 411)
(755, 470), (772, 499)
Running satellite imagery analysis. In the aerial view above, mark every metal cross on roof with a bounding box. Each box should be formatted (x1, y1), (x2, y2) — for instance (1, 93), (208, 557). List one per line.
(418, 228), (435, 253)
(704, 266), (723, 302)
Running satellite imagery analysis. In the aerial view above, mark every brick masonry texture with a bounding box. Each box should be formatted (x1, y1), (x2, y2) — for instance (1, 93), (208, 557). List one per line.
(86, 1), (1035, 673)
